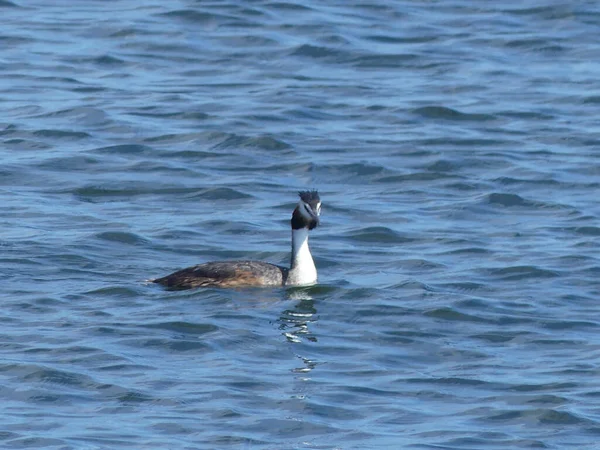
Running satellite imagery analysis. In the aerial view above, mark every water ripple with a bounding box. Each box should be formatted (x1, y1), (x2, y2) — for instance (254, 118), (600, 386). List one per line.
(2, 0), (600, 448)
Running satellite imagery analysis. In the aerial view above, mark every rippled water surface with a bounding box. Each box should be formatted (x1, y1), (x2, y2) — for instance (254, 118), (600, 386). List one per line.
(2, 1), (600, 448)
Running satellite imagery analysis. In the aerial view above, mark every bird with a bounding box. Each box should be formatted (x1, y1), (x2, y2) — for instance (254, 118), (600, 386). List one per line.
(153, 190), (321, 289)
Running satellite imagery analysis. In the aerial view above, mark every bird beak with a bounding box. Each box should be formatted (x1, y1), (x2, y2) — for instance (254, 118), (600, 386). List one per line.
(310, 206), (320, 222)
(309, 209), (320, 229)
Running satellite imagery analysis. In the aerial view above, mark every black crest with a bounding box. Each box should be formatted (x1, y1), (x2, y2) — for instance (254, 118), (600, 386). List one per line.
(298, 190), (320, 207)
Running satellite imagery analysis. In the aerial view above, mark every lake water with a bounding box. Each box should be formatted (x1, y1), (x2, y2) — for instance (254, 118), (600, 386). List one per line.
(2, 1), (600, 449)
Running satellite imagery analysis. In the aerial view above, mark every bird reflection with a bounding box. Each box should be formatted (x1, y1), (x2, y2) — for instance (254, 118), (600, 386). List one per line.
(279, 287), (318, 344)
(277, 286), (323, 376)
(291, 356), (318, 374)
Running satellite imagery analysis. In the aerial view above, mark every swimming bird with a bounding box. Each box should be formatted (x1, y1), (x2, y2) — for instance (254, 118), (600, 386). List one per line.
(153, 190), (321, 289)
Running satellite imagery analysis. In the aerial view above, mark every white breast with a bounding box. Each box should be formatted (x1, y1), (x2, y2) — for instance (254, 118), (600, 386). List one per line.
(286, 228), (317, 286)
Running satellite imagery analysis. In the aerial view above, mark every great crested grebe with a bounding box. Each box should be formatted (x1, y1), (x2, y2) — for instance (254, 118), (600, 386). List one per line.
(153, 190), (321, 289)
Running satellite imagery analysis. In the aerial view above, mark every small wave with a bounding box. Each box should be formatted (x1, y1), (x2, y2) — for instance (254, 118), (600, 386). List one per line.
(352, 53), (419, 68)
(115, 391), (156, 404)
(269, 2), (313, 12)
(363, 34), (438, 44)
(291, 44), (346, 59)
(425, 159), (461, 172)
(539, 409), (586, 425)
(486, 265), (560, 281)
(94, 231), (149, 246)
(385, 280), (434, 291)
(483, 407), (585, 426)
(406, 376), (490, 386)
(376, 171), (459, 183)
(399, 259), (445, 271)
(4, 138), (51, 150)
(189, 187), (253, 200)
(574, 226), (600, 236)
(487, 192), (570, 210)
(331, 163), (385, 177)
(416, 137), (512, 147)
(36, 155), (100, 171)
(444, 181), (483, 191)
(71, 184), (203, 201)
(412, 106), (496, 121)
(158, 9), (236, 24)
(505, 38), (567, 53)
(92, 54), (127, 66)
(142, 321), (218, 336)
(168, 149), (223, 159)
(32, 129), (90, 140)
(128, 110), (210, 121)
(344, 226), (413, 244)
(424, 307), (490, 323)
(35, 76), (82, 85)
(210, 133), (292, 151)
(487, 192), (533, 207)
(436, 282), (487, 293)
(34, 106), (108, 123)
(499, 110), (555, 120)
(441, 247), (492, 255)
(94, 144), (154, 155)
(84, 286), (143, 297)
(541, 319), (599, 330)
(583, 95), (600, 104)
(471, 332), (518, 343)
(126, 337), (211, 353)
(144, 132), (204, 144)
(22, 366), (96, 388)
(495, 176), (560, 186)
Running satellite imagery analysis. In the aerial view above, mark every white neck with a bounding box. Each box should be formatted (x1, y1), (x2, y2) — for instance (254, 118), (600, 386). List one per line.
(286, 227), (317, 286)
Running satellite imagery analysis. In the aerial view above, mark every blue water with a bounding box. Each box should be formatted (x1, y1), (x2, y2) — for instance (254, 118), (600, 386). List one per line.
(2, 1), (600, 448)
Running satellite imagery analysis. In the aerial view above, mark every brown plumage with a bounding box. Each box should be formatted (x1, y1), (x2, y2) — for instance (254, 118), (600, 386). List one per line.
(153, 260), (289, 289)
